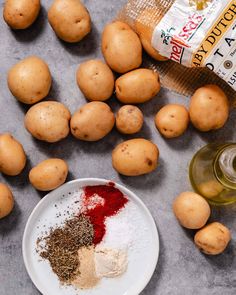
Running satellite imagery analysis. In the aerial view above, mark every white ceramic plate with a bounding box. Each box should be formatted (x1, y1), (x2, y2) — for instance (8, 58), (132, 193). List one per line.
(23, 178), (159, 295)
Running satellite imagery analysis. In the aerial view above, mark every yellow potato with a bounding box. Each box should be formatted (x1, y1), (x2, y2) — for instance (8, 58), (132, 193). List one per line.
(173, 192), (210, 229)
(112, 138), (159, 176)
(29, 158), (68, 191)
(0, 183), (14, 219)
(76, 60), (114, 101)
(198, 180), (224, 199)
(48, 0), (91, 43)
(194, 222), (231, 255)
(115, 69), (161, 104)
(189, 85), (229, 131)
(70, 102), (115, 141)
(135, 8), (168, 61)
(155, 104), (189, 138)
(0, 133), (26, 176)
(25, 101), (71, 143)
(8, 56), (52, 104)
(102, 21), (142, 73)
(116, 105), (144, 134)
(3, 0), (40, 29)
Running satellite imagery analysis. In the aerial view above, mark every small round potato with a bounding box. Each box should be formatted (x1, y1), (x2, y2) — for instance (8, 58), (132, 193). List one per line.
(48, 0), (91, 43)
(135, 9), (168, 61)
(102, 21), (142, 73)
(189, 85), (229, 132)
(76, 60), (114, 101)
(3, 0), (40, 29)
(194, 222), (231, 255)
(115, 69), (161, 104)
(8, 56), (52, 104)
(25, 101), (71, 143)
(173, 192), (211, 229)
(116, 105), (144, 134)
(155, 104), (189, 138)
(0, 183), (14, 219)
(0, 133), (26, 176)
(29, 158), (68, 191)
(198, 180), (224, 199)
(70, 101), (115, 141)
(112, 138), (159, 176)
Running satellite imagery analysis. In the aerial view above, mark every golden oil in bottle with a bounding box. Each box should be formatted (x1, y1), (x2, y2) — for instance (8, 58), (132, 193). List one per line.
(189, 143), (236, 205)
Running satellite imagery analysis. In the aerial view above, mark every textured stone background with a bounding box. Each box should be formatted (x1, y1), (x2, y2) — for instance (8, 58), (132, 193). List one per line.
(0, 1), (235, 295)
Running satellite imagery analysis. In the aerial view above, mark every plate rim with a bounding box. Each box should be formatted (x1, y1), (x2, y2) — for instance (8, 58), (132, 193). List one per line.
(22, 178), (159, 295)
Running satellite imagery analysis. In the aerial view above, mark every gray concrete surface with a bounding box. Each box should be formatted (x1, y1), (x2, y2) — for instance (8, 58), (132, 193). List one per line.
(0, 1), (235, 294)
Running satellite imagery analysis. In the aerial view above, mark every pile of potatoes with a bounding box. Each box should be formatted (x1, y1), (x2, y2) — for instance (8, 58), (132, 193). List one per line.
(173, 192), (231, 255)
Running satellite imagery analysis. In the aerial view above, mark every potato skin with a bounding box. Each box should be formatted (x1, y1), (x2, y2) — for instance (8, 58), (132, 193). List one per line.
(29, 159), (68, 191)
(116, 105), (144, 134)
(135, 9), (168, 61)
(155, 104), (189, 138)
(194, 222), (231, 255)
(3, 0), (40, 29)
(48, 0), (91, 43)
(112, 138), (159, 176)
(25, 101), (71, 143)
(189, 85), (229, 132)
(102, 21), (142, 73)
(0, 183), (14, 219)
(0, 133), (26, 176)
(8, 56), (52, 104)
(70, 102), (115, 141)
(115, 69), (160, 104)
(173, 192), (210, 229)
(76, 60), (114, 101)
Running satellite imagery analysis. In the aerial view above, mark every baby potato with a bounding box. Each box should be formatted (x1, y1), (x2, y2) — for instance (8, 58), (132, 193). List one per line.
(112, 138), (159, 176)
(48, 0), (91, 43)
(0, 133), (26, 176)
(116, 105), (144, 134)
(76, 60), (114, 101)
(198, 180), (224, 199)
(173, 192), (210, 229)
(194, 222), (231, 255)
(155, 104), (189, 138)
(115, 69), (160, 104)
(0, 183), (14, 219)
(8, 56), (52, 104)
(70, 101), (115, 141)
(189, 85), (229, 131)
(25, 101), (71, 143)
(29, 158), (68, 191)
(135, 9), (168, 61)
(102, 21), (142, 73)
(3, 0), (40, 29)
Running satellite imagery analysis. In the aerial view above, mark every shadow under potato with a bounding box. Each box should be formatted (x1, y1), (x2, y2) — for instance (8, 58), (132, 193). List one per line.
(0, 201), (21, 235)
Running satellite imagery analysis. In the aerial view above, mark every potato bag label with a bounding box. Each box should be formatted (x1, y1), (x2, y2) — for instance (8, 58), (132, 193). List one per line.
(152, 0), (236, 90)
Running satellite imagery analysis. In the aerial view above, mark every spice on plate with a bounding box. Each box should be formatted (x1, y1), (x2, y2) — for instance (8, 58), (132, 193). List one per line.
(39, 214), (94, 283)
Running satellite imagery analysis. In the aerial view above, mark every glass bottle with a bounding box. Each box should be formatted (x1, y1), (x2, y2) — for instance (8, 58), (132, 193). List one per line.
(189, 143), (236, 205)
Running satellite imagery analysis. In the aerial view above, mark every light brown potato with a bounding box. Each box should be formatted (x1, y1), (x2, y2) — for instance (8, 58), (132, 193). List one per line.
(189, 85), (229, 132)
(198, 180), (224, 199)
(115, 69), (160, 104)
(0, 133), (26, 176)
(112, 138), (159, 176)
(29, 158), (68, 191)
(76, 60), (114, 101)
(194, 222), (231, 255)
(3, 0), (40, 29)
(25, 101), (71, 143)
(173, 192), (211, 229)
(155, 104), (189, 138)
(135, 9), (168, 61)
(8, 56), (52, 104)
(71, 102), (115, 141)
(0, 183), (14, 219)
(48, 0), (91, 43)
(116, 105), (144, 134)
(102, 21), (142, 73)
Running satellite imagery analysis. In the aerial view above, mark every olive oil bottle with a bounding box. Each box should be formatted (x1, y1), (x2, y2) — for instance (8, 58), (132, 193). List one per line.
(189, 143), (236, 205)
